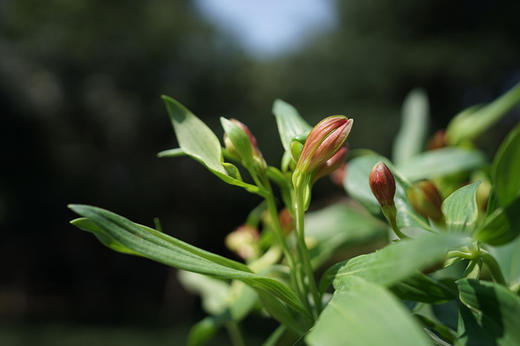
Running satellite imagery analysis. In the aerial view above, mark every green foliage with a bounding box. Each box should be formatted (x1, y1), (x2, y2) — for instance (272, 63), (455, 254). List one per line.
(307, 277), (431, 346)
(70, 87), (520, 345)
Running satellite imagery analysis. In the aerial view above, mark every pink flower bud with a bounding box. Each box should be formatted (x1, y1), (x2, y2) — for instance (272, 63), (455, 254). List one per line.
(312, 146), (348, 183)
(225, 225), (260, 260)
(427, 130), (447, 151)
(295, 116), (353, 177)
(278, 208), (294, 235)
(407, 180), (444, 222)
(369, 162), (396, 207)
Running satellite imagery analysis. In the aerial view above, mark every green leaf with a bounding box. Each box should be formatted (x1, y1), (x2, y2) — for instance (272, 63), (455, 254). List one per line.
(162, 96), (262, 195)
(162, 95), (226, 174)
(68, 204), (307, 321)
(390, 273), (456, 304)
(396, 148), (486, 181)
(456, 279), (520, 345)
(492, 122), (520, 208)
(187, 316), (222, 346)
(489, 235), (520, 288)
(393, 88), (429, 165)
(333, 233), (470, 290)
(157, 147), (186, 158)
(272, 99), (311, 154)
(344, 154), (431, 230)
(441, 182), (480, 232)
(306, 277), (432, 346)
(446, 82), (520, 145)
(475, 197), (520, 245)
(305, 203), (387, 267)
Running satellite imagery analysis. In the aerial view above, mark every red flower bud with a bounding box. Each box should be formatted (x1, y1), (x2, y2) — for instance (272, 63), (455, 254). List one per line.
(369, 162), (396, 207)
(294, 116), (353, 178)
(407, 180), (444, 222)
(427, 130), (447, 151)
(330, 162), (347, 187)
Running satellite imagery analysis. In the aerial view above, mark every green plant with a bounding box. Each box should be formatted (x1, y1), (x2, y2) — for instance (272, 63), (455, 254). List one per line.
(69, 82), (520, 345)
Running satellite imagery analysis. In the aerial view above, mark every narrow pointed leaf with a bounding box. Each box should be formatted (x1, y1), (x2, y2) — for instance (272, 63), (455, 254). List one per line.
(492, 122), (520, 208)
(333, 233), (470, 290)
(393, 88), (429, 165)
(272, 99), (311, 153)
(396, 148), (486, 181)
(446, 82), (520, 144)
(68, 204), (306, 317)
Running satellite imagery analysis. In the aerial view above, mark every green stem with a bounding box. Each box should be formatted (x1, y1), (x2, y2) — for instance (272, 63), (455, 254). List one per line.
(383, 207), (407, 240)
(226, 321), (246, 346)
(294, 185), (322, 317)
(263, 181), (311, 316)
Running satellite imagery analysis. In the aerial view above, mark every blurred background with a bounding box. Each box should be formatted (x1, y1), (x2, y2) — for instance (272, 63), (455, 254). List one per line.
(1, 0), (519, 344)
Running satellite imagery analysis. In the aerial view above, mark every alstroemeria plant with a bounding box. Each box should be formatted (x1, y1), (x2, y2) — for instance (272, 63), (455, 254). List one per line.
(69, 82), (520, 346)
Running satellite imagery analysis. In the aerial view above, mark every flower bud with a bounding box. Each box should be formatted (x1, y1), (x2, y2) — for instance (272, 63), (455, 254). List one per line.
(294, 116), (353, 183)
(369, 162), (396, 207)
(407, 180), (444, 222)
(225, 225), (260, 260)
(312, 146), (348, 183)
(221, 118), (266, 170)
(427, 130), (447, 150)
(331, 162), (347, 187)
(278, 208), (294, 235)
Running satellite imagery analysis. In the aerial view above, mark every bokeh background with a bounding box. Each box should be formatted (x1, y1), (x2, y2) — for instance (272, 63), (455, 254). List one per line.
(1, 0), (519, 344)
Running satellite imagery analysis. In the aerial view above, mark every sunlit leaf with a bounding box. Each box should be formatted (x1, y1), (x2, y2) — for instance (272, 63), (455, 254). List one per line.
(333, 233), (470, 290)
(446, 82), (520, 144)
(489, 235), (520, 288)
(492, 122), (520, 208)
(475, 197), (520, 245)
(307, 277), (431, 346)
(396, 148), (486, 181)
(272, 99), (311, 154)
(393, 88), (429, 165)
(441, 182), (480, 232)
(68, 205), (307, 323)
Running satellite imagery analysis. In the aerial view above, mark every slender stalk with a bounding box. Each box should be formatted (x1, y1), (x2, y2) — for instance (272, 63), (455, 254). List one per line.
(294, 186), (322, 317)
(226, 321), (246, 346)
(263, 180), (312, 316)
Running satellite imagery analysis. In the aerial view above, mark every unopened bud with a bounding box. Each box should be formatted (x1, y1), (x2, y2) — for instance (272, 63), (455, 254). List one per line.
(369, 162), (396, 207)
(407, 180), (444, 222)
(427, 130), (447, 150)
(221, 118), (266, 171)
(293, 115), (353, 185)
(225, 225), (260, 260)
(331, 163), (347, 187)
(313, 146), (348, 183)
(278, 208), (294, 235)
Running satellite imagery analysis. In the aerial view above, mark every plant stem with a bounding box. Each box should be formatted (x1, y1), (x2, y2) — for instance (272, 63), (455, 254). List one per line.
(294, 186), (322, 317)
(263, 182), (311, 315)
(226, 321), (246, 346)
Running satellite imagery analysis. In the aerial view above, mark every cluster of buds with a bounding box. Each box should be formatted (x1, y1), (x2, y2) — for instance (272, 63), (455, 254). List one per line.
(225, 224), (260, 260)
(293, 116), (353, 187)
(222, 118), (266, 173)
(407, 180), (444, 223)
